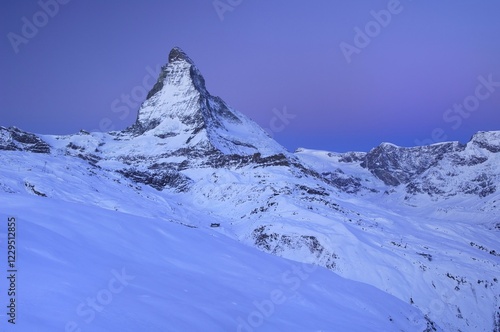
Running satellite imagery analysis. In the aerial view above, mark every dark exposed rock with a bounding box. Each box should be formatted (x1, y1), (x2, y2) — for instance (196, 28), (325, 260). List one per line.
(470, 131), (500, 153)
(155, 132), (178, 139)
(298, 185), (329, 196)
(205, 152), (291, 169)
(475, 141), (500, 153)
(252, 225), (338, 270)
(361, 142), (464, 186)
(24, 181), (47, 197)
(0, 127), (51, 154)
(405, 182), (445, 196)
(117, 168), (192, 192)
(125, 118), (162, 137)
(203, 96), (241, 124)
(463, 173), (496, 197)
(146, 65), (168, 100)
(338, 151), (366, 163)
(169, 46), (196, 65)
(451, 155), (488, 166)
(67, 142), (84, 151)
(322, 170), (362, 194)
(77, 153), (101, 166)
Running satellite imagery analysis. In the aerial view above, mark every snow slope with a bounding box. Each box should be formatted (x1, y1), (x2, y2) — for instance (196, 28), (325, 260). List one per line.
(0, 162), (434, 331)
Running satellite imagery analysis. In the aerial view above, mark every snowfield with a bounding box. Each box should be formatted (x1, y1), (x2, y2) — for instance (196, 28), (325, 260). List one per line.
(0, 182), (434, 331)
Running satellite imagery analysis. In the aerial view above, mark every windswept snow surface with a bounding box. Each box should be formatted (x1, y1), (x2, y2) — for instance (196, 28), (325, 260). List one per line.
(0, 162), (432, 331)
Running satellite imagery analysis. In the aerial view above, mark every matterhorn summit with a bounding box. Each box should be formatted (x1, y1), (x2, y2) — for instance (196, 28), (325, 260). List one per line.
(126, 47), (285, 157)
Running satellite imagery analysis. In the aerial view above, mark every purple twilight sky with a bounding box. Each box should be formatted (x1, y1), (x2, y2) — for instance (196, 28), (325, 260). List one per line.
(1, 0), (500, 152)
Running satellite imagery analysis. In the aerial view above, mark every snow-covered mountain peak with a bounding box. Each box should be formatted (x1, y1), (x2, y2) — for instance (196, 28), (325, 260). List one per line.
(133, 47), (207, 132)
(469, 130), (500, 153)
(158, 46), (207, 95)
(126, 47), (285, 157)
(168, 46), (196, 65)
(379, 142), (400, 149)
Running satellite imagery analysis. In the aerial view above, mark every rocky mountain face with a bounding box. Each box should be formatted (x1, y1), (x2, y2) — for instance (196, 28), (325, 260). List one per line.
(1, 47), (499, 331)
(0, 126), (51, 154)
(339, 131), (499, 198)
(125, 47), (286, 157)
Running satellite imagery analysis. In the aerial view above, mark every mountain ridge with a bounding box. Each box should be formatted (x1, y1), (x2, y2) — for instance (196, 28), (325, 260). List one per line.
(123, 47), (285, 158)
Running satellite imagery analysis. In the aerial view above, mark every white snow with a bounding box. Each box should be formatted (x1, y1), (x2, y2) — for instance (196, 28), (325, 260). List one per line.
(0, 159), (432, 331)
(1, 146), (498, 330)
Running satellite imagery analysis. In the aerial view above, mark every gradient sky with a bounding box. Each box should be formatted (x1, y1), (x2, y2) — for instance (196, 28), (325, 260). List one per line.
(1, 0), (500, 152)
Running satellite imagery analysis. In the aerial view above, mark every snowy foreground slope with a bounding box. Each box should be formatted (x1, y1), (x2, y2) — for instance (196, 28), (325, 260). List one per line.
(1, 47), (499, 331)
(0, 182), (433, 332)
